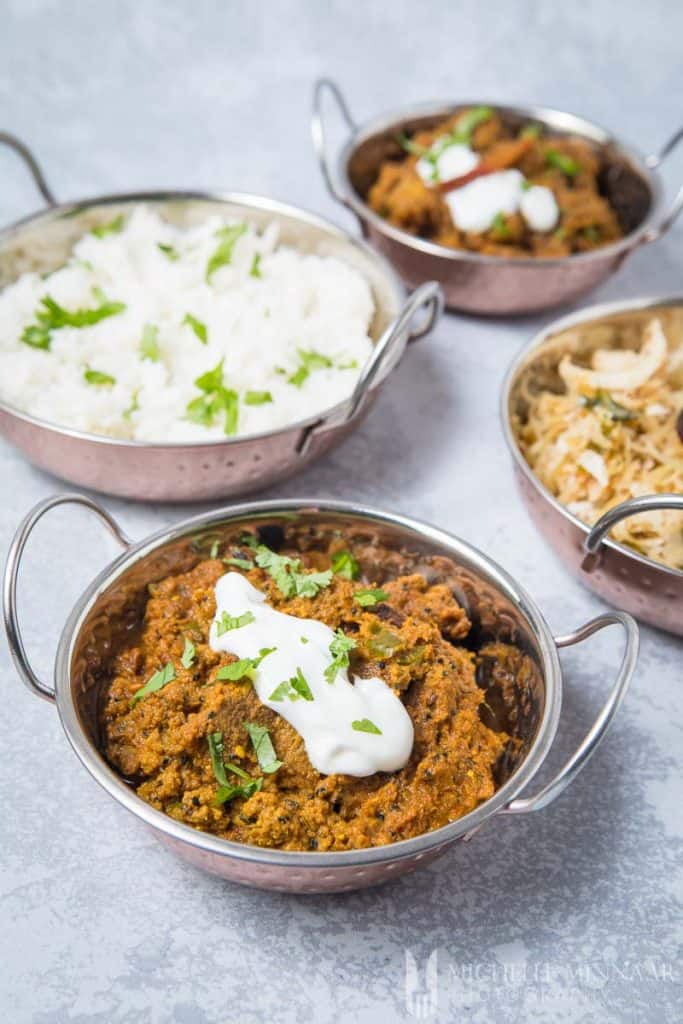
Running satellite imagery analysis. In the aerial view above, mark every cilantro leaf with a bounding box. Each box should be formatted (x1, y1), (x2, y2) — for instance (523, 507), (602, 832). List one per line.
(580, 390), (637, 422)
(351, 718), (382, 735)
(545, 149), (581, 177)
(254, 544), (332, 598)
(206, 224), (247, 281)
(354, 587), (390, 607)
(123, 389), (140, 420)
(92, 214), (125, 238)
(331, 550), (360, 580)
(186, 359), (239, 434)
(244, 722), (282, 774)
(215, 610), (255, 636)
(287, 348), (333, 388)
(83, 366), (116, 387)
(216, 647), (276, 681)
(181, 637), (196, 669)
(269, 667), (314, 703)
(21, 292), (126, 351)
(244, 390), (272, 406)
(139, 323), (160, 362)
(130, 662), (175, 704)
(294, 569), (333, 598)
(208, 731), (263, 805)
(250, 253), (262, 278)
(183, 312), (208, 344)
(223, 556), (254, 570)
(157, 242), (179, 260)
(324, 629), (357, 683)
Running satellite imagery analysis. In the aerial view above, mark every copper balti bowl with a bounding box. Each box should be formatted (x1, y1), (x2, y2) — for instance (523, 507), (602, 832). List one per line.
(502, 296), (683, 636)
(0, 133), (442, 502)
(4, 495), (637, 893)
(311, 80), (683, 315)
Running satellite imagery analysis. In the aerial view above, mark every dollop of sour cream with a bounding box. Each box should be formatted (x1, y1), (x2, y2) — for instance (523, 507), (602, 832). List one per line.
(416, 140), (479, 185)
(444, 168), (559, 234)
(209, 573), (414, 777)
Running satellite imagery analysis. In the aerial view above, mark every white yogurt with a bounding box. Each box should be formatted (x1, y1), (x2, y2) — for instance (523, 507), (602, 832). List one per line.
(416, 140), (479, 185)
(445, 169), (559, 234)
(209, 573), (414, 777)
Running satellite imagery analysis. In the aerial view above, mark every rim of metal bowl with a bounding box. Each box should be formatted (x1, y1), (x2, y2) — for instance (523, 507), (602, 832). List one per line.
(0, 190), (405, 449)
(54, 498), (562, 869)
(501, 293), (683, 582)
(337, 100), (661, 268)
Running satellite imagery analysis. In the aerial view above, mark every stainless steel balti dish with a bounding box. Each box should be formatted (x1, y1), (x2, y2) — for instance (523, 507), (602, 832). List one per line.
(0, 133), (442, 502)
(312, 80), (683, 315)
(4, 495), (638, 894)
(502, 295), (683, 635)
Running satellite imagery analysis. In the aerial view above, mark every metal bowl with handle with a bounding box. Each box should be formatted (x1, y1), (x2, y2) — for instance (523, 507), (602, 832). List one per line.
(502, 295), (683, 635)
(4, 494), (638, 893)
(0, 133), (443, 502)
(312, 79), (683, 315)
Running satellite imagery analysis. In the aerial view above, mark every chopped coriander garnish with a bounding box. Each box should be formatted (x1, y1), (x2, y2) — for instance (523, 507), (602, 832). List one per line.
(181, 637), (196, 669)
(545, 149), (581, 177)
(521, 179), (533, 192)
(244, 390), (273, 406)
(453, 105), (493, 141)
(123, 389), (140, 420)
(131, 661), (175, 704)
(287, 348), (333, 388)
(337, 358), (359, 370)
(580, 390), (636, 422)
(354, 587), (389, 607)
(491, 212), (510, 237)
(21, 292), (126, 351)
(139, 323), (160, 362)
(84, 365), (116, 387)
(521, 123), (542, 140)
(157, 242), (180, 261)
(250, 253), (262, 278)
(255, 544), (332, 598)
(244, 722), (282, 774)
(240, 532), (260, 549)
(300, 636), (309, 644)
(216, 647), (275, 681)
(206, 223), (247, 281)
(92, 214), (125, 238)
(208, 731), (263, 805)
(269, 667), (314, 703)
(183, 312), (208, 344)
(209, 539), (220, 558)
(215, 610), (255, 636)
(331, 550), (360, 580)
(324, 629), (357, 683)
(186, 358), (239, 435)
(223, 556), (254, 570)
(398, 133), (432, 159)
(351, 718), (382, 735)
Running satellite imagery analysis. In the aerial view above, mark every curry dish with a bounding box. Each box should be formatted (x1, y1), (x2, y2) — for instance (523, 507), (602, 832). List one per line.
(367, 106), (624, 258)
(102, 530), (531, 852)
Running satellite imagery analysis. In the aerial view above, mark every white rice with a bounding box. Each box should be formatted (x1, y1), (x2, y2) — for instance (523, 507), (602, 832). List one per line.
(0, 205), (376, 442)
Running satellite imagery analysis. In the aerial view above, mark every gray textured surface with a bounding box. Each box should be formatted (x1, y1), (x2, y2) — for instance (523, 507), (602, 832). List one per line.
(1, 2), (681, 1021)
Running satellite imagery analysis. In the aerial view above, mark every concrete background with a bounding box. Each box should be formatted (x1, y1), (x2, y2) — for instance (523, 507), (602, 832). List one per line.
(0, 1), (681, 1021)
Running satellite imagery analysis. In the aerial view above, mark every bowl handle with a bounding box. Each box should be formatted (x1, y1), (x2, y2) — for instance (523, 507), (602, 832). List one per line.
(0, 131), (57, 209)
(643, 125), (683, 242)
(296, 282), (443, 455)
(311, 78), (357, 209)
(581, 493), (683, 573)
(503, 611), (639, 815)
(3, 493), (132, 704)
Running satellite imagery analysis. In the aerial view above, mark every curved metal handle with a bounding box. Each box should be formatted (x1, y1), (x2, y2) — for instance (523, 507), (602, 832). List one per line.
(3, 493), (132, 703)
(581, 493), (683, 573)
(311, 78), (357, 208)
(643, 125), (683, 243)
(0, 131), (57, 208)
(504, 611), (639, 814)
(344, 281), (443, 424)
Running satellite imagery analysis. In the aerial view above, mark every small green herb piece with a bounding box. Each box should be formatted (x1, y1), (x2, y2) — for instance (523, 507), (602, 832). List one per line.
(255, 544), (332, 598)
(181, 637), (196, 669)
(244, 722), (282, 774)
(491, 212), (510, 237)
(216, 647), (276, 681)
(453, 105), (493, 141)
(545, 149), (581, 177)
(157, 242), (179, 261)
(521, 179), (533, 192)
(244, 390), (273, 406)
(92, 214), (125, 238)
(223, 556), (254, 570)
(269, 667), (314, 703)
(324, 629), (357, 683)
(215, 610), (255, 636)
(580, 390), (637, 422)
(206, 223), (247, 281)
(240, 532), (260, 549)
(300, 636), (309, 644)
(331, 550), (360, 580)
(139, 323), (160, 362)
(581, 225), (601, 243)
(337, 358), (359, 370)
(250, 253), (262, 278)
(521, 123), (542, 140)
(354, 587), (390, 607)
(351, 718), (382, 735)
(131, 662), (175, 704)
(208, 731), (263, 805)
(21, 292), (126, 351)
(294, 569), (334, 598)
(123, 389), (140, 420)
(185, 358), (239, 435)
(209, 539), (220, 558)
(183, 313), (208, 344)
(84, 366), (116, 387)
(287, 348), (334, 388)
(398, 133), (432, 159)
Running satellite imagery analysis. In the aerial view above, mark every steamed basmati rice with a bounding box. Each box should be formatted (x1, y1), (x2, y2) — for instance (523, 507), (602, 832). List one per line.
(0, 205), (375, 441)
